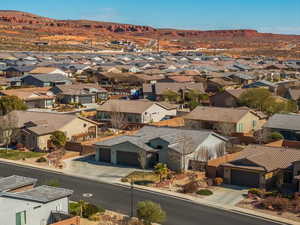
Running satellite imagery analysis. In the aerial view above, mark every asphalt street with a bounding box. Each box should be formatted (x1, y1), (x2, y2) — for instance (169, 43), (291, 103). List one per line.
(0, 162), (285, 225)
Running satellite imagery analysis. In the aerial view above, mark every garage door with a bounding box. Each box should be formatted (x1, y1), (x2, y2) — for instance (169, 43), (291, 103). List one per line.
(99, 148), (111, 163)
(116, 151), (140, 167)
(79, 96), (92, 104)
(231, 169), (260, 188)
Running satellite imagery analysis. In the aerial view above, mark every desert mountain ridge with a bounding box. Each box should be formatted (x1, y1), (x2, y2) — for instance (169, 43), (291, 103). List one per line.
(0, 10), (299, 58)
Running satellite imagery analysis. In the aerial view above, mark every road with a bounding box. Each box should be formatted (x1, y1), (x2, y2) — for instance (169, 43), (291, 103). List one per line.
(0, 162), (284, 225)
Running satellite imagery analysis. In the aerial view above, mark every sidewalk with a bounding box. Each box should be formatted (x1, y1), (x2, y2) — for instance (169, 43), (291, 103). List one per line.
(0, 158), (296, 225)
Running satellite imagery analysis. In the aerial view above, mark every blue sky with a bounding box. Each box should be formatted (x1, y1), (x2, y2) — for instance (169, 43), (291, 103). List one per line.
(2, 0), (300, 34)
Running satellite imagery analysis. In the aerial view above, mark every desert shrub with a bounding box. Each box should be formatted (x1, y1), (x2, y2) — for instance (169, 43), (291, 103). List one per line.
(214, 177), (223, 186)
(264, 190), (279, 198)
(121, 178), (128, 183)
(83, 203), (105, 218)
(36, 157), (47, 163)
(248, 188), (264, 197)
(260, 197), (290, 211)
(182, 181), (199, 193)
(269, 132), (284, 141)
(69, 202), (80, 216)
(137, 201), (166, 225)
(196, 189), (213, 196)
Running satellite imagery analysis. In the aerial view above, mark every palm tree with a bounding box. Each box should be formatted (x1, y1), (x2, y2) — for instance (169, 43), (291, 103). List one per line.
(154, 163), (169, 182)
(78, 200), (86, 217)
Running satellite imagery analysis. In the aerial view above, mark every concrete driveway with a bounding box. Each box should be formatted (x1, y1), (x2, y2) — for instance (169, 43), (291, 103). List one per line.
(204, 185), (248, 206)
(63, 155), (142, 183)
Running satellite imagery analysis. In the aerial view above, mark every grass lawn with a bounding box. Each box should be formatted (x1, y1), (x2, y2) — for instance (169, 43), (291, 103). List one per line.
(124, 171), (160, 184)
(0, 150), (45, 160)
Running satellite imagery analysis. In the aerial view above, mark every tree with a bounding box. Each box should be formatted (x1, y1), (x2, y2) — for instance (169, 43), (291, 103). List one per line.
(239, 88), (298, 115)
(50, 131), (67, 149)
(0, 96), (27, 116)
(109, 104), (127, 131)
(269, 132), (284, 141)
(137, 201), (166, 225)
(138, 149), (147, 170)
(0, 111), (19, 150)
(162, 90), (180, 103)
(213, 122), (234, 136)
(154, 163), (169, 182)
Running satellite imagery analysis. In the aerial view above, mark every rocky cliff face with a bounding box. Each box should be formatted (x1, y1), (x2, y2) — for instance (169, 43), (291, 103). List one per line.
(1, 10), (298, 39)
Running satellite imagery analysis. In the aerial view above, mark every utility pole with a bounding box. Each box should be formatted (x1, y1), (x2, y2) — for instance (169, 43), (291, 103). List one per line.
(130, 179), (134, 217)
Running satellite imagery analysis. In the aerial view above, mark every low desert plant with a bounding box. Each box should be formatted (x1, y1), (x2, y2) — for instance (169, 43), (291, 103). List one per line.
(269, 132), (284, 141)
(137, 201), (166, 225)
(182, 181), (199, 193)
(248, 188), (264, 197)
(214, 177), (223, 186)
(260, 197), (290, 212)
(121, 177), (128, 183)
(196, 189), (213, 196)
(36, 157), (47, 163)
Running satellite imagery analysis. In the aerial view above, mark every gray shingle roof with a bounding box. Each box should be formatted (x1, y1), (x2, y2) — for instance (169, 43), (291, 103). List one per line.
(0, 175), (37, 192)
(264, 113), (300, 131)
(1, 185), (73, 203)
(23, 74), (70, 83)
(96, 126), (227, 154)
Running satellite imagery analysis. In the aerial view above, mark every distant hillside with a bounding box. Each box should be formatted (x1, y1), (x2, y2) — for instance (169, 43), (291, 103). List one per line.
(0, 10), (299, 58)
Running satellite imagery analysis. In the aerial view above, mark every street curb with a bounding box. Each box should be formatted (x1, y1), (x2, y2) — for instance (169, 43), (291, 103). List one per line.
(0, 159), (296, 225)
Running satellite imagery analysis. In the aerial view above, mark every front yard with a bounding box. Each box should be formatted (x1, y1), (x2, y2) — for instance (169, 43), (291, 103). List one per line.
(237, 188), (300, 223)
(0, 149), (45, 160)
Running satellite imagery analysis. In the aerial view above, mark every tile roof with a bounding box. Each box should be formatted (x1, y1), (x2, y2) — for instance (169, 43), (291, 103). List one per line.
(29, 67), (60, 74)
(52, 84), (107, 95)
(0, 87), (54, 100)
(143, 82), (205, 95)
(222, 145), (300, 172)
(97, 99), (157, 114)
(184, 106), (251, 123)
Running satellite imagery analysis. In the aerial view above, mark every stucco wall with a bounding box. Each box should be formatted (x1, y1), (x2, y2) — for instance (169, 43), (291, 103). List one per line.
(0, 197), (69, 225)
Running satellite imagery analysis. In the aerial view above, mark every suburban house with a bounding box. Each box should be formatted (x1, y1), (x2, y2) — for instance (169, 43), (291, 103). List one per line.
(22, 74), (72, 87)
(220, 145), (300, 191)
(0, 87), (55, 109)
(244, 80), (277, 92)
(184, 106), (264, 135)
(263, 113), (300, 141)
(284, 86), (300, 105)
(210, 89), (247, 107)
(227, 73), (256, 85)
(95, 126), (228, 171)
(142, 82), (205, 101)
(0, 175), (79, 225)
(49, 84), (108, 105)
(9, 111), (99, 151)
(97, 99), (177, 125)
(3, 66), (35, 78)
(206, 78), (238, 92)
(29, 67), (69, 77)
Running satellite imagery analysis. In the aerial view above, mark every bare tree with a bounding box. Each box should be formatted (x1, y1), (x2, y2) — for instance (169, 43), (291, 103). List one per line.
(138, 149), (147, 170)
(213, 122), (234, 136)
(109, 104), (127, 131)
(0, 112), (19, 151)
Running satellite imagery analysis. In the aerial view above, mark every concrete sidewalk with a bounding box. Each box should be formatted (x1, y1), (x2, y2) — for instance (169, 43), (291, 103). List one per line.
(0, 157), (297, 225)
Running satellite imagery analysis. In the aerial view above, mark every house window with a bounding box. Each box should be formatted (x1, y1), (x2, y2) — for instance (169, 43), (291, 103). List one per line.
(16, 211), (26, 225)
(238, 123), (244, 132)
(252, 120), (257, 128)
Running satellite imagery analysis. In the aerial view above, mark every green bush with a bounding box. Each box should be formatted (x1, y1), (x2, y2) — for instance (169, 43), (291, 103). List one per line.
(134, 180), (154, 186)
(137, 201), (166, 225)
(83, 203), (104, 218)
(36, 157), (47, 163)
(248, 188), (264, 197)
(196, 189), (213, 196)
(45, 179), (60, 187)
(69, 202), (80, 216)
(269, 132), (284, 141)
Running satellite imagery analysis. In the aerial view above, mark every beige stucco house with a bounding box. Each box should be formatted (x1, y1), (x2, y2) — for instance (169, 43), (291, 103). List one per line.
(184, 106), (265, 135)
(10, 111), (98, 151)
